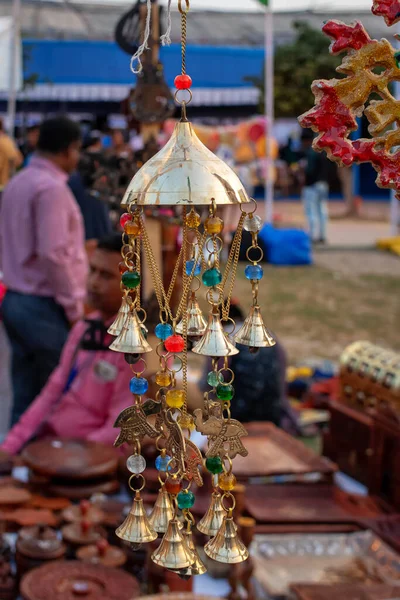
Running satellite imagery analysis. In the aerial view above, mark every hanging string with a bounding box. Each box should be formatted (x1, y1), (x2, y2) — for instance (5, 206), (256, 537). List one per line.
(130, 0), (152, 74)
(160, 0), (172, 46)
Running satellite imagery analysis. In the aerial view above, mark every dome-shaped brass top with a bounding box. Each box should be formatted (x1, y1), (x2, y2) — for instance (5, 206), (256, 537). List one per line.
(121, 121), (250, 207)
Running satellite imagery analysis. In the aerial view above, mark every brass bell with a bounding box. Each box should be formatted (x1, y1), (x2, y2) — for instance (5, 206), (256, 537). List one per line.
(148, 488), (175, 534)
(176, 292), (207, 338)
(234, 305), (276, 348)
(151, 518), (194, 570)
(197, 492), (226, 537)
(204, 514), (249, 564)
(116, 493), (158, 544)
(173, 528), (207, 578)
(108, 296), (130, 336)
(192, 307), (239, 357)
(110, 309), (153, 354)
(121, 121), (250, 207)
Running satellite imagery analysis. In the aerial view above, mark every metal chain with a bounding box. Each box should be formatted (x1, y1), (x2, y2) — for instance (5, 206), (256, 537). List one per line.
(178, 0), (189, 75)
(221, 213), (245, 321)
(181, 207), (188, 415)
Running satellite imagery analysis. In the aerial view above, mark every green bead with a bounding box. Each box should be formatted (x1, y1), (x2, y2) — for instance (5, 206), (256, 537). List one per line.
(206, 456), (223, 475)
(216, 383), (234, 401)
(395, 51), (400, 68)
(177, 490), (195, 509)
(202, 268), (222, 287)
(207, 371), (223, 387)
(122, 271), (141, 289)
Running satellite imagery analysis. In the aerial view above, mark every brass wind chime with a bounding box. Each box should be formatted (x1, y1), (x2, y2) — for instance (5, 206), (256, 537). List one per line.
(109, 0), (275, 574)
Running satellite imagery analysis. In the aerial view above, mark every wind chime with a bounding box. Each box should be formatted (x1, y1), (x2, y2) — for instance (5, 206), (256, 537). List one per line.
(108, 0), (275, 575)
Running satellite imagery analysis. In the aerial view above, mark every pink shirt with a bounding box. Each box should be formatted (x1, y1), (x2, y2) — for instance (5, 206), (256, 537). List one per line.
(2, 316), (133, 455)
(0, 156), (87, 322)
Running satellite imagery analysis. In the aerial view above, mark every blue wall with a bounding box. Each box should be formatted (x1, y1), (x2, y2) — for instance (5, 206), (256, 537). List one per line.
(23, 40), (264, 88)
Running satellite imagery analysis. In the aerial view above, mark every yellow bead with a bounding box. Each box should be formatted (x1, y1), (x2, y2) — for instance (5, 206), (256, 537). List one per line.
(155, 371), (172, 387)
(186, 209), (201, 229)
(205, 216), (224, 235)
(218, 473), (237, 491)
(125, 220), (141, 236)
(166, 390), (185, 408)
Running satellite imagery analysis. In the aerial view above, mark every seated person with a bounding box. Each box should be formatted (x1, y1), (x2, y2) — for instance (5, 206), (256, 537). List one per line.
(2, 234), (133, 455)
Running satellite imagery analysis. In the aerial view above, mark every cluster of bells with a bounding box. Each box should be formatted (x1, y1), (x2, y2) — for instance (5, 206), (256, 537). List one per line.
(108, 296), (275, 357)
(115, 486), (247, 573)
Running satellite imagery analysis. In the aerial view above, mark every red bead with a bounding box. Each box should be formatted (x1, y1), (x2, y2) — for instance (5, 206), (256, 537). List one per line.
(165, 478), (182, 495)
(164, 334), (185, 353)
(174, 74), (192, 90)
(119, 261), (128, 275)
(120, 212), (132, 228)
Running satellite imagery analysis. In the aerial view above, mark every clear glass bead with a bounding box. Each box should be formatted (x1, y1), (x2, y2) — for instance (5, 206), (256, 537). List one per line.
(126, 454), (146, 474)
(243, 214), (262, 233)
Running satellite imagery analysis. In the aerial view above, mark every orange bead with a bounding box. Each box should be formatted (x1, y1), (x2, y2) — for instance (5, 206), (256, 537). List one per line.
(165, 478), (182, 495)
(119, 261), (128, 274)
(186, 209), (201, 228)
(218, 473), (237, 491)
(155, 371), (172, 387)
(205, 216), (224, 235)
(124, 220), (141, 236)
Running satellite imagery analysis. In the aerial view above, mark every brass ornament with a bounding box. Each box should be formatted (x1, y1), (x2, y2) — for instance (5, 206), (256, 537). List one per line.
(163, 409), (203, 486)
(193, 409), (248, 459)
(234, 305), (276, 348)
(151, 518), (195, 570)
(114, 401), (159, 447)
(116, 494), (158, 544)
(148, 488), (175, 534)
(109, 309), (153, 354)
(176, 292), (207, 338)
(197, 491), (226, 537)
(108, 295), (130, 336)
(204, 514), (249, 564)
(173, 528), (207, 578)
(192, 308), (239, 357)
(121, 121), (250, 207)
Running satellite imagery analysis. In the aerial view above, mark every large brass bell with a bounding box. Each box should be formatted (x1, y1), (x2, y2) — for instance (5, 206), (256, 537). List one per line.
(176, 292), (207, 338)
(197, 492), (226, 537)
(110, 309), (153, 354)
(108, 295), (130, 336)
(121, 121), (250, 207)
(116, 493), (158, 544)
(192, 307), (239, 357)
(151, 518), (194, 570)
(234, 305), (276, 348)
(204, 513), (249, 564)
(148, 488), (175, 534)
(172, 527), (207, 578)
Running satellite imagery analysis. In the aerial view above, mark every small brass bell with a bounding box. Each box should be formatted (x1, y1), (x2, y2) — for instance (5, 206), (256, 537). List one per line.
(148, 488), (175, 534)
(110, 309), (153, 354)
(172, 527), (207, 578)
(192, 307), (239, 357)
(151, 518), (194, 570)
(197, 492), (226, 537)
(108, 296), (130, 336)
(234, 305), (276, 348)
(204, 513), (249, 564)
(116, 493), (158, 544)
(176, 292), (207, 338)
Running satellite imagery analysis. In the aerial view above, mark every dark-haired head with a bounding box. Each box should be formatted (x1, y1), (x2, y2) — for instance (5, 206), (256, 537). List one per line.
(37, 116), (81, 174)
(87, 234), (124, 319)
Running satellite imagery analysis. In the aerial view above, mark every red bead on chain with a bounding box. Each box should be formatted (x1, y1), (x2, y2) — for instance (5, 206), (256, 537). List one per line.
(120, 212), (132, 228)
(174, 74), (192, 90)
(164, 334), (185, 353)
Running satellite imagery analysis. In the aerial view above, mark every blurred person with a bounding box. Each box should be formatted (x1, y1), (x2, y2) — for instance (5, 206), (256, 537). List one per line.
(0, 117), (87, 425)
(0, 118), (23, 191)
(110, 129), (132, 160)
(300, 130), (330, 244)
(1, 235), (133, 455)
(20, 124), (40, 167)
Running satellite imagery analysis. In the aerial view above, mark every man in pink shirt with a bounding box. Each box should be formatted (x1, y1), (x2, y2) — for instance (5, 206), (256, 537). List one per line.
(2, 235), (134, 455)
(0, 117), (88, 425)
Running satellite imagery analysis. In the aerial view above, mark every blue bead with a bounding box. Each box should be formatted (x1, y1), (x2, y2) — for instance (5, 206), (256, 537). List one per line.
(185, 259), (201, 277)
(155, 454), (172, 472)
(155, 323), (173, 341)
(130, 377), (149, 395)
(245, 265), (264, 281)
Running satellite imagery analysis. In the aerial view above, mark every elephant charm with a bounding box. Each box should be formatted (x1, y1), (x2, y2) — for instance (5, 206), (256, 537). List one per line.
(193, 409), (248, 459)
